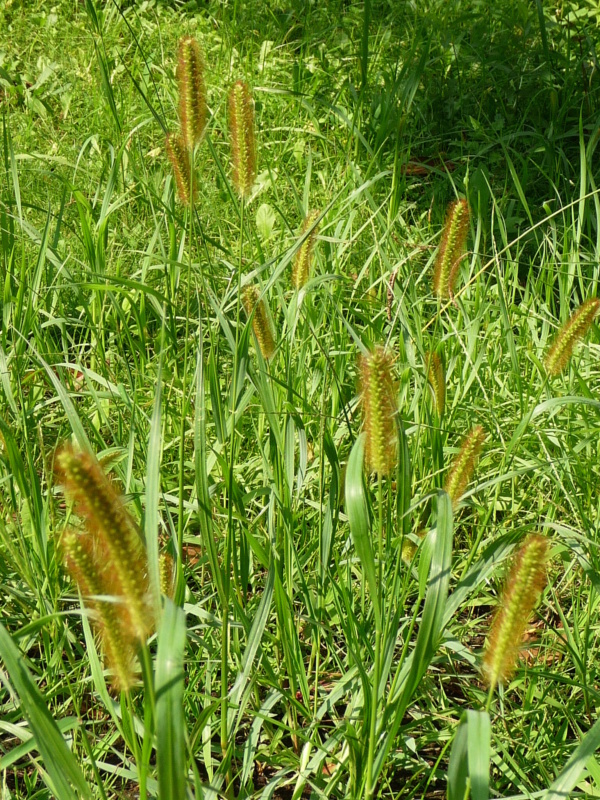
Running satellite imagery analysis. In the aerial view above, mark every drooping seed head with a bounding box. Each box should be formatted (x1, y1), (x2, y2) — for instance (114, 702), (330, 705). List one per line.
(177, 36), (207, 150)
(228, 80), (256, 199)
(425, 350), (445, 417)
(483, 534), (549, 690)
(62, 529), (136, 691)
(292, 210), (320, 290)
(360, 346), (398, 476)
(166, 132), (196, 206)
(433, 198), (470, 299)
(443, 425), (485, 508)
(56, 445), (153, 642)
(544, 298), (600, 376)
(242, 285), (276, 360)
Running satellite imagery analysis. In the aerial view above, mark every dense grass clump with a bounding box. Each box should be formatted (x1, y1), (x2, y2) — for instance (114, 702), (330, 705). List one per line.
(2, 1), (600, 798)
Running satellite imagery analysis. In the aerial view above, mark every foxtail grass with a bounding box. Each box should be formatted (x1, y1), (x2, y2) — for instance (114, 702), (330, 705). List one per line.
(166, 132), (195, 205)
(292, 210), (320, 289)
(242, 285), (276, 359)
(177, 35), (207, 150)
(426, 350), (445, 417)
(228, 80), (256, 199)
(483, 534), (549, 692)
(433, 198), (469, 299)
(544, 297), (600, 375)
(360, 347), (398, 477)
(444, 425), (485, 508)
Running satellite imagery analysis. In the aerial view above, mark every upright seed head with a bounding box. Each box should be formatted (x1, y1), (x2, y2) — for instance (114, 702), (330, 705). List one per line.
(425, 350), (445, 417)
(55, 445), (153, 642)
(433, 198), (470, 299)
(62, 529), (136, 691)
(292, 210), (320, 290)
(360, 346), (398, 476)
(544, 297), (600, 376)
(166, 132), (196, 205)
(228, 80), (256, 199)
(159, 551), (175, 599)
(482, 534), (549, 690)
(242, 285), (276, 359)
(177, 36), (207, 150)
(444, 425), (485, 508)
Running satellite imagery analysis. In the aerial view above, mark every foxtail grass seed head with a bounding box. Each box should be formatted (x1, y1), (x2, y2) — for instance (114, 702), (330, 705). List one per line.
(544, 297), (600, 376)
(483, 534), (549, 690)
(292, 210), (320, 290)
(166, 132), (196, 205)
(433, 198), (470, 299)
(426, 351), (445, 417)
(360, 346), (398, 476)
(242, 285), (276, 359)
(62, 529), (136, 691)
(444, 425), (485, 508)
(228, 80), (256, 199)
(177, 36), (207, 150)
(56, 445), (154, 642)
(159, 551), (175, 599)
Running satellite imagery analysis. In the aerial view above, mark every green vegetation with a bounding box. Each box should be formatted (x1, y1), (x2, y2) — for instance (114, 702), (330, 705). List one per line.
(2, 0), (600, 797)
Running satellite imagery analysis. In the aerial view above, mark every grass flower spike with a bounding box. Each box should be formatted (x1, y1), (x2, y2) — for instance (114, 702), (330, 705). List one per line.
(166, 132), (195, 205)
(483, 534), (549, 690)
(544, 297), (600, 375)
(433, 198), (470, 299)
(242, 285), (276, 359)
(62, 529), (136, 691)
(177, 36), (207, 150)
(444, 425), (485, 508)
(426, 351), (445, 417)
(360, 346), (398, 476)
(56, 446), (153, 644)
(228, 80), (256, 199)
(292, 210), (320, 289)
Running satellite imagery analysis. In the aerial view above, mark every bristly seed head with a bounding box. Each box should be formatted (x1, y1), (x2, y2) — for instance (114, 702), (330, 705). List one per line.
(159, 551), (175, 599)
(433, 198), (470, 299)
(292, 210), (320, 290)
(242, 285), (276, 360)
(425, 350), (445, 417)
(177, 36), (207, 150)
(483, 534), (549, 691)
(166, 132), (196, 205)
(544, 297), (600, 376)
(360, 346), (398, 476)
(228, 80), (256, 199)
(56, 446), (154, 644)
(443, 425), (485, 508)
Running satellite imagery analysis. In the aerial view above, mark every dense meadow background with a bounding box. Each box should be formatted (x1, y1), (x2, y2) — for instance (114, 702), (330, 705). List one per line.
(2, 0), (600, 797)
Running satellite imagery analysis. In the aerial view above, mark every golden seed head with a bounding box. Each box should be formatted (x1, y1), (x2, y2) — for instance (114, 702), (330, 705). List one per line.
(242, 285), (276, 360)
(56, 445), (153, 643)
(443, 425), (485, 508)
(425, 350), (445, 417)
(292, 210), (320, 290)
(360, 346), (398, 476)
(166, 132), (196, 206)
(433, 198), (470, 299)
(177, 36), (207, 150)
(544, 298), (600, 376)
(228, 80), (256, 199)
(483, 534), (549, 690)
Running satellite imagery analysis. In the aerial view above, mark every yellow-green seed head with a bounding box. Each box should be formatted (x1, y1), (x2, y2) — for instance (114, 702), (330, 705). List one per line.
(228, 80), (256, 199)
(544, 298), (600, 376)
(482, 534), (549, 690)
(242, 285), (276, 360)
(56, 445), (153, 643)
(177, 36), (207, 150)
(433, 198), (470, 299)
(292, 210), (320, 290)
(166, 132), (196, 205)
(426, 350), (445, 417)
(159, 551), (175, 599)
(443, 425), (485, 508)
(360, 346), (398, 476)
(62, 529), (136, 691)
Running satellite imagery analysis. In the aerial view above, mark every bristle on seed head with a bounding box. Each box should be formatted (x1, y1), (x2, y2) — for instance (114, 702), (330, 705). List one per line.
(544, 298), (600, 376)
(177, 36), (207, 150)
(292, 210), (320, 290)
(360, 346), (398, 476)
(443, 425), (485, 508)
(166, 132), (196, 205)
(242, 285), (276, 360)
(228, 80), (256, 199)
(433, 199), (470, 299)
(426, 351), (445, 417)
